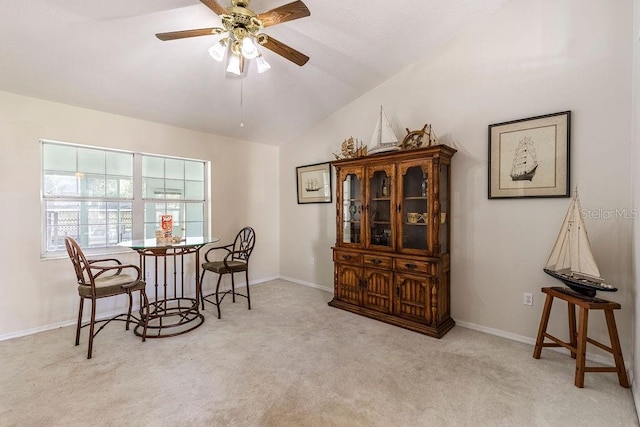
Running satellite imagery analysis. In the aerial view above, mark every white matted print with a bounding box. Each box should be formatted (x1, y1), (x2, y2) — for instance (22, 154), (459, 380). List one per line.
(489, 111), (570, 199)
(296, 162), (332, 204)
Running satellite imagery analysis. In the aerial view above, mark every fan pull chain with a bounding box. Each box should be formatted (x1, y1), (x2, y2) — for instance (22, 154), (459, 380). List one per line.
(240, 78), (244, 128)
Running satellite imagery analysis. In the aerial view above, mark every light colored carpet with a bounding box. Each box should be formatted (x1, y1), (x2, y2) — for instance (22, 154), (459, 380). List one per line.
(0, 279), (637, 426)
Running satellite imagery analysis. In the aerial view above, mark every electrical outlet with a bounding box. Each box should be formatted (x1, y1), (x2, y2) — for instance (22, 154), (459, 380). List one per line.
(309, 257), (315, 265)
(524, 292), (533, 306)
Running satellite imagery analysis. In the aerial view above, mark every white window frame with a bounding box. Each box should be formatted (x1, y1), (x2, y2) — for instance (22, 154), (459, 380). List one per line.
(41, 140), (210, 258)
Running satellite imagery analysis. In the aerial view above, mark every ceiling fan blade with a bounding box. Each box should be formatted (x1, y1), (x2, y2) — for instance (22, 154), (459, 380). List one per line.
(258, 1), (310, 28)
(262, 36), (309, 66)
(200, 0), (228, 15)
(156, 27), (223, 41)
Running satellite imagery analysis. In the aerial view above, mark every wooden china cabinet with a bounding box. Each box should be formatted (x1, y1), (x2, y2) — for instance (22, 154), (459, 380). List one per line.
(329, 145), (456, 338)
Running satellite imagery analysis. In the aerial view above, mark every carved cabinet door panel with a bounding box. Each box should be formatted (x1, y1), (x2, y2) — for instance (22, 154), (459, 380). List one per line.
(394, 273), (435, 325)
(335, 263), (362, 306)
(363, 268), (393, 314)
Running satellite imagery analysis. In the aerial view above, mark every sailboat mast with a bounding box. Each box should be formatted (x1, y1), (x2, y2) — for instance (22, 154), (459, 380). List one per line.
(377, 105), (383, 145)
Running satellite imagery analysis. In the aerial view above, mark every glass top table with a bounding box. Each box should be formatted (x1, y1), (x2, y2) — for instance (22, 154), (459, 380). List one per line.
(119, 237), (219, 338)
(120, 236), (219, 250)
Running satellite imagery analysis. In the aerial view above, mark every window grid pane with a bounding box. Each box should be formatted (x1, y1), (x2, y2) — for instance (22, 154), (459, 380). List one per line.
(44, 200), (133, 251)
(43, 172), (79, 197)
(78, 148), (105, 174)
(144, 201), (205, 240)
(141, 154), (206, 239)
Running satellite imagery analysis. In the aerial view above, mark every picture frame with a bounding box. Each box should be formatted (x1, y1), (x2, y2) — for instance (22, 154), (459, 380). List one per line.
(488, 111), (570, 199)
(296, 162), (332, 204)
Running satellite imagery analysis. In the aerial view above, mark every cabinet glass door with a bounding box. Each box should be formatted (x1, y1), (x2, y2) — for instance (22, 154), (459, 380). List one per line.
(400, 163), (429, 252)
(367, 167), (393, 249)
(341, 173), (363, 245)
(439, 163), (450, 254)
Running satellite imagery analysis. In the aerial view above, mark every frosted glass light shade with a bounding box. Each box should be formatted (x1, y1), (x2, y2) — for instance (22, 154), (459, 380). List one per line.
(256, 55), (271, 73)
(241, 37), (258, 59)
(226, 54), (242, 75)
(208, 40), (227, 62)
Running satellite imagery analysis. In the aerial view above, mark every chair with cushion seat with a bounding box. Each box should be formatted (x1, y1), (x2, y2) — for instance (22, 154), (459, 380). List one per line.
(65, 236), (149, 359)
(200, 226), (255, 319)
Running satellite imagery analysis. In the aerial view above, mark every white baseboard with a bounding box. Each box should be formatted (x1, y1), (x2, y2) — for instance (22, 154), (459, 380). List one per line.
(279, 275), (333, 293)
(455, 319), (536, 346)
(201, 275), (278, 292)
(456, 319), (631, 372)
(252, 275), (280, 285)
(0, 319), (77, 342)
(1, 276), (279, 342)
(0, 307), (141, 342)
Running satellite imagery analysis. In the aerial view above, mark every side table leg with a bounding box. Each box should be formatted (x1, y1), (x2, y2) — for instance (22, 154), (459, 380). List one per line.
(604, 309), (630, 388)
(533, 293), (554, 359)
(567, 302), (577, 359)
(575, 307), (589, 388)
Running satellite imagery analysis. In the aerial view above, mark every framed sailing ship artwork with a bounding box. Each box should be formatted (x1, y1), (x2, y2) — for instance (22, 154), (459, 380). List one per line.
(296, 162), (332, 204)
(488, 111), (570, 199)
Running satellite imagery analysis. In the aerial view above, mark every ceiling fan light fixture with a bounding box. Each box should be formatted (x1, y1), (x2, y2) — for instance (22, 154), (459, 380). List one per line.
(256, 54), (271, 73)
(208, 39), (227, 62)
(226, 54), (243, 75)
(156, 0), (311, 73)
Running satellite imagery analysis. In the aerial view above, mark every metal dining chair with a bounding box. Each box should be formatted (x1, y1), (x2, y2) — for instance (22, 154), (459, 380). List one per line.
(65, 236), (149, 359)
(200, 226), (256, 319)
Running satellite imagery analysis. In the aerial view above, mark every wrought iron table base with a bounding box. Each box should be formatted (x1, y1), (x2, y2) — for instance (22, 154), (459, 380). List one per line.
(134, 297), (204, 338)
(120, 238), (218, 339)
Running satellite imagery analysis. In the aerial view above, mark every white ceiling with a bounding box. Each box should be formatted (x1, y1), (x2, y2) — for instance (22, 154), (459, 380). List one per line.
(0, 0), (512, 146)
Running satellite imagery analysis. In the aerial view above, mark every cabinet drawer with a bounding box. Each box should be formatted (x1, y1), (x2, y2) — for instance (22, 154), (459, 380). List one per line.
(363, 254), (392, 269)
(394, 258), (437, 276)
(334, 250), (362, 265)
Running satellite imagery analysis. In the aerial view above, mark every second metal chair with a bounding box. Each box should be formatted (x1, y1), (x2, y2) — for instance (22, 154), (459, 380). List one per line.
(200, 226), (255, 319)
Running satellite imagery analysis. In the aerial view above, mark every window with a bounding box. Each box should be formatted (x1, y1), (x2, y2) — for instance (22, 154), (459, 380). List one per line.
(42, 141), (209, 255)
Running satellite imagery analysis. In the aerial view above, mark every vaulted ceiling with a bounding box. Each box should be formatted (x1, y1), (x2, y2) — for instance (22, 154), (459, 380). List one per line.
(0, 0), (512, 145)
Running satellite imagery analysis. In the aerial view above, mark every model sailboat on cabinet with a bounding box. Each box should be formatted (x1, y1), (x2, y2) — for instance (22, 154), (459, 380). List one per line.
(543, 189), (616, 297)
(368, 106), (400, 155)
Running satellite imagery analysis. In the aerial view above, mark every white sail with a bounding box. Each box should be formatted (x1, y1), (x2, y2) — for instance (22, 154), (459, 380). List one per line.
(545, 190), (601, 279)
(369, 106), (400, 154)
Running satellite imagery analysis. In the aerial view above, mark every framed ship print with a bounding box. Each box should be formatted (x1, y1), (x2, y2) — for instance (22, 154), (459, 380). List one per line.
(296, 162), (332, 204)
(488, 111), (570, 199)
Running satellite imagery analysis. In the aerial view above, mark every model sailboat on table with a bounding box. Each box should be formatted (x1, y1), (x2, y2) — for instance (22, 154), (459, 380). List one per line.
(543, 189), (616, 297)
(368, 106), (400, 155)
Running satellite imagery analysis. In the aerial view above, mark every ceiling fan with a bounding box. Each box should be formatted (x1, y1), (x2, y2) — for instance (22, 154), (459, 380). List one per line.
(156, 0), (310, 74)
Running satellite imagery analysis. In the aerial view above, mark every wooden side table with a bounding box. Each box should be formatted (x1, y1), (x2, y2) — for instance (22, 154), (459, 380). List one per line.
(533, 286), (629, 388)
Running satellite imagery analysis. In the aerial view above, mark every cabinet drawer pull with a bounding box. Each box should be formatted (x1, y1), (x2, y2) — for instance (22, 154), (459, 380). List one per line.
(371, 259), (382, 265)
(405, 263), (418, 270)
(342, 255), (353, 260)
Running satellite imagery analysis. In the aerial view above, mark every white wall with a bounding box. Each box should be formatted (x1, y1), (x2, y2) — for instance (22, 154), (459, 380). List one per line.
(632, 0), (640, 412)
(0, 90), (279, 338)
(280, 0), (635, 361)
